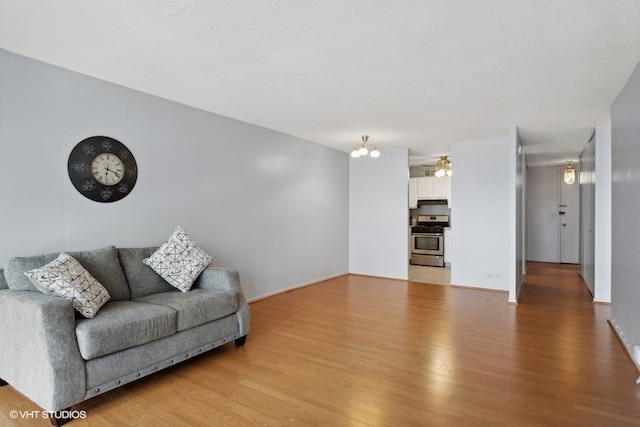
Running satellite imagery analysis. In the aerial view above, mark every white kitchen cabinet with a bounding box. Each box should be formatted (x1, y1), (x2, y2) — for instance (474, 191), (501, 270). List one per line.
(432, 176), (450, 199)
(444, 228), (452, 266)
(416, 176), (433, 199)
(412, 176), (451, 203)
(409, 178), (418, 208)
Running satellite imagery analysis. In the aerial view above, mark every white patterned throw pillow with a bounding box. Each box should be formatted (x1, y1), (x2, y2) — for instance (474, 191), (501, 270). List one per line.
(144, 226), (213, 292)
(24, 252), (111, 318)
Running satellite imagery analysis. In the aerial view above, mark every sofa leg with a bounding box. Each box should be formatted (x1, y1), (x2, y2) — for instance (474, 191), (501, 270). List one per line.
(0, 378), (7, 386)
(49, 408), (72, 426)
(235, 335), (247, 346)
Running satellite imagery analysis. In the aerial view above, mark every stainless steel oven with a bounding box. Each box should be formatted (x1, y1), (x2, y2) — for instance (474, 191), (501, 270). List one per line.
(410, 215), (449, 267)
(410, 233), (444, 266)
(411, 233), (444, 255)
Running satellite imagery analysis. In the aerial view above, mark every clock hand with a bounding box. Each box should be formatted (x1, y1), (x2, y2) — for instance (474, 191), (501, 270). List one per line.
(104, 166), (121, 178)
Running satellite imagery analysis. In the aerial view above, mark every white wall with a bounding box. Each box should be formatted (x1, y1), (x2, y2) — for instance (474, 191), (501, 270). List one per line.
(349, 147), (409, 279)
(594, 125), (611, 302)
(0, 49), (349, 301)
(450, 130), (519, 296)
(611, 61), (640, 365)
(527, 166), (560, 262)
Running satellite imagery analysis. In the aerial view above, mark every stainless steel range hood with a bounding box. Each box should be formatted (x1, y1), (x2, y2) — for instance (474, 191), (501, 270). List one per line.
(417, 199), (448, 206)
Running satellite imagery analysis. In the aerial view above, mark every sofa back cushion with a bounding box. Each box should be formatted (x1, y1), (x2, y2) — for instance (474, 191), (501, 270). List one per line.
(118, 247), (175, 299)
(4, 246), (131, 301)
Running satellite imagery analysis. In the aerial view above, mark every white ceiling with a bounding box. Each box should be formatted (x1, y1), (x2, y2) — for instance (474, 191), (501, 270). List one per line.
(2, 1), (640, 166)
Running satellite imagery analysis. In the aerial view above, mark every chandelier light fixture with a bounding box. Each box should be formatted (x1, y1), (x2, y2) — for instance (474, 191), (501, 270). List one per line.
(563, 161), (576, 185)
(350, 135), (380, 158)
(434, 156), (452, 177)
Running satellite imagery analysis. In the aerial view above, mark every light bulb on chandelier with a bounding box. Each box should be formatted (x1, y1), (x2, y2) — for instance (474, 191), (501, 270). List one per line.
(434, 156), (452, 177)
(351, 135), (380, 158)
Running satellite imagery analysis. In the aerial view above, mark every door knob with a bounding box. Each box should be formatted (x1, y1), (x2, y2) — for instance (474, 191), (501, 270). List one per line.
(562, 223), (567, 227)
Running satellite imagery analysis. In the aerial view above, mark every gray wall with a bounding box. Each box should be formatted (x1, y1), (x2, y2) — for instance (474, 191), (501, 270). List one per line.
(579, 134), (596, 295)
(611, 61), (640, 361)
(578, 127), (613, 303)
(515, 129), (525, 301)
(0, 49), (349, 301)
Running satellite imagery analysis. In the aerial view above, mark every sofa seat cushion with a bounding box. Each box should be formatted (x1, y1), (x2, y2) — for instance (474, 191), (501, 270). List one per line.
(75, 301), (178, 360)
(134, 289), (238, 332)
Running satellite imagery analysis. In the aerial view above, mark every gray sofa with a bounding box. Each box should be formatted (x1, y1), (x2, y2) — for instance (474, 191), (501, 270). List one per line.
(0, 245), (250, 423)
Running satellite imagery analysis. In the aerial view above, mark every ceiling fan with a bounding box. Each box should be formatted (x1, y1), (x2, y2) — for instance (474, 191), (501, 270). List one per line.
(418, 156), (452, 177)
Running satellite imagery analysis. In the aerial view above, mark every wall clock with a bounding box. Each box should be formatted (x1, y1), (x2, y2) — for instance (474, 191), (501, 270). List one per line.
(68, 136), (138, 203)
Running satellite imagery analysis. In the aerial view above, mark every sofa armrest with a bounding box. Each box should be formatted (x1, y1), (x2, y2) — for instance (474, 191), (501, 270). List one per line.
(0, 268), (8, 289)
(194, 267), (241, 292)
(0, 289), (86, 412)
(194, 267), (250, 337)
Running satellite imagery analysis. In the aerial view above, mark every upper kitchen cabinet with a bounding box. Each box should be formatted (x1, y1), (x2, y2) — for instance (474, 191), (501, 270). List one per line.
(409, 178), (418, 208)
(409, 176), (451, 207)
(432, 176), (451, 199)
(416, 176), (434, 199)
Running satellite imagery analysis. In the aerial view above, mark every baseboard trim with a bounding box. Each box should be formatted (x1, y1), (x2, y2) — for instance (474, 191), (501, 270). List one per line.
(449, 283), (509, 293)
(246, 273), (348, 303)
(349, 272), (409, 281)
(509, 278), (525, 305)
(607, 316), (640, 375)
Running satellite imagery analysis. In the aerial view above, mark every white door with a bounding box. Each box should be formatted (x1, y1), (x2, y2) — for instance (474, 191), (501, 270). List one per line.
(559, 166), (580, 264)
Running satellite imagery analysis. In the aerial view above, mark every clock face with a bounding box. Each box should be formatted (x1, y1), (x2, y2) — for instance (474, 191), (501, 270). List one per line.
(68, 136), (138, 203)
(91, 153), (125, 186)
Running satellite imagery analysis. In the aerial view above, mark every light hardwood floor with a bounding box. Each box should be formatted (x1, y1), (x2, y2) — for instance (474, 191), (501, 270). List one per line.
(1, 262), (639, 426)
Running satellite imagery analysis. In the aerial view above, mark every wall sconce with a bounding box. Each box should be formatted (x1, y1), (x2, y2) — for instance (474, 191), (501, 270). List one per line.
(563, 161), (576, 185)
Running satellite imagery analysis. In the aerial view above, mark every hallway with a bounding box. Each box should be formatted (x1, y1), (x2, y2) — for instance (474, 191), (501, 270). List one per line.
(514, 262), (638, 423)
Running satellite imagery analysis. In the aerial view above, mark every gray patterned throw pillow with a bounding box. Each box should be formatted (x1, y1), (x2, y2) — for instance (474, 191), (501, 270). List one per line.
(143, 226), (213, 292)
(24, 252), (111, 318)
